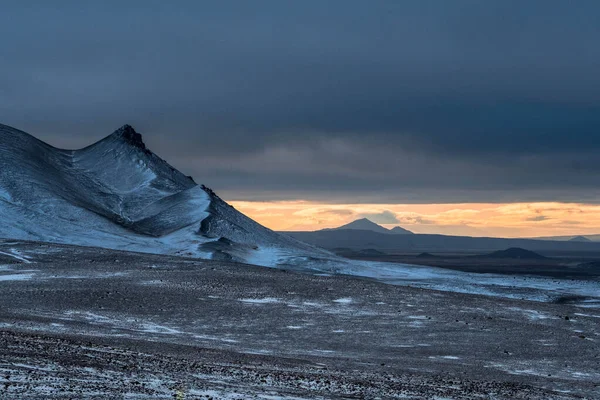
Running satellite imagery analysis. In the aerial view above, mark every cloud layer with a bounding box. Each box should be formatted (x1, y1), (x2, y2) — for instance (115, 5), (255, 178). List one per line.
(1, 1), (600, 203)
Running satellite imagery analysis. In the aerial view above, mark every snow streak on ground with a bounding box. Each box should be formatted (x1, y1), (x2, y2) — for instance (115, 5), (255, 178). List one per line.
(335, 259), (600, 306)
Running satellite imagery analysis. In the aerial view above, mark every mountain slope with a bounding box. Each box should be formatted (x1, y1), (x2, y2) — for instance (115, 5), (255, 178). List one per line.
(323, 218), (412, 235)
(390, 226), (413, 235)
(325, 218), (391, 234)
(0, 123), (329, 266)
(569, 236), (591, 242)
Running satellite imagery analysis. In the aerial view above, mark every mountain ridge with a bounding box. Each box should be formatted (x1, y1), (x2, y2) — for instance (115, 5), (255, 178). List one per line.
(569, 236), (592, 242)
(0, 123), (330, 267)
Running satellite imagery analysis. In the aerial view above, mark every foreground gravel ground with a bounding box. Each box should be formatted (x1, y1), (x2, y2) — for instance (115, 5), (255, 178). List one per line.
(0, 240), (599, 399)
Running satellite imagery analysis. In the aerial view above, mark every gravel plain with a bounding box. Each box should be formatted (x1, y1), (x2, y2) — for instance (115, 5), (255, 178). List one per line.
(0, 240), (599, 399)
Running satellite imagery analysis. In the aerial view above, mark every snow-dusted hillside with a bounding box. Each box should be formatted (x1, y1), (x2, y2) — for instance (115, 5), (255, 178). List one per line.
(0, 123), (331, 266)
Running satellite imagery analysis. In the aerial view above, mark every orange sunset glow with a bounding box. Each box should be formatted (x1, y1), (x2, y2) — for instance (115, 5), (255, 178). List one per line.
(229, 201), (600, 238)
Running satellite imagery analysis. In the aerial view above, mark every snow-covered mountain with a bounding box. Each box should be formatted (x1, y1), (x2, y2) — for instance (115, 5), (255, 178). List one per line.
(0, 123), (331, 267)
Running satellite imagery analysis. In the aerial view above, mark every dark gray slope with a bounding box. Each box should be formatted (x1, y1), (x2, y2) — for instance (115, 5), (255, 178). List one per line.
(324, 218), (392, 234)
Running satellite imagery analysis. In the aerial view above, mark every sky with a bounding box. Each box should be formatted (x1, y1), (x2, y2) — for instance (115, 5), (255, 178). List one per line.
(1, 1), (600, 236)
(229, 201), (600, 237)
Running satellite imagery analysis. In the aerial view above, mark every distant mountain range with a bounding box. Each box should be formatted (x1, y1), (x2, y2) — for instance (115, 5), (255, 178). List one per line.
(322, 218), (413, 235)
(283, 229), (600, 254)
(282, 218), (600, 254)
(321, 219), (600, 244)
(342, 247), (547, 260)
(532, 234), (599, 242)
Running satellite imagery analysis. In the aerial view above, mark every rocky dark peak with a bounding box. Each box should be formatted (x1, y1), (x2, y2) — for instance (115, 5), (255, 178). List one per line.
(112, 124), (147, 151)
(201, 184), (220, 199)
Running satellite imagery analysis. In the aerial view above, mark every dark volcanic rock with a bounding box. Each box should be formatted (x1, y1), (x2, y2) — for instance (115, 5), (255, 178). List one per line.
(356, 248), (387, 256)
(481, 248), (547, 260)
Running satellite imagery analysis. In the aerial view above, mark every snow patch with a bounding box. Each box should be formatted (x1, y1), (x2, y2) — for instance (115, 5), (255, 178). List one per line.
(0, 273), (34, 281)
(332, 298), (353, 304)
(574, 313), (600, 318)
(0, 249), (32, 263)
(508, 307), (553, 321)
(239, 298), (280, 304)
(139, 323), (182, 335)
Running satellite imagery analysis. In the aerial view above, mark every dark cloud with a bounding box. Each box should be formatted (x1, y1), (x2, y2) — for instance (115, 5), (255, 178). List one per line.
(526, 215), (549, 222)
(322, 209), (354, 217)
(560, 220), (584, 225)
(1, 1), (600, 203)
